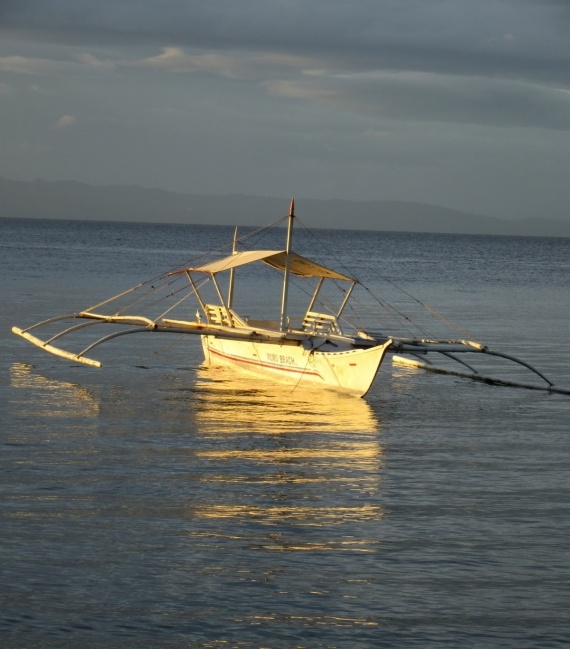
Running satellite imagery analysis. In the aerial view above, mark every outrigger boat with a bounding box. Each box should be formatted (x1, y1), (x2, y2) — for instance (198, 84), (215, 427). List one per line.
(12, 200), (569, 397)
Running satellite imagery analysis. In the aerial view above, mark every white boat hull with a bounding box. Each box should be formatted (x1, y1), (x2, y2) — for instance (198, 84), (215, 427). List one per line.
(201, 335), (392, 397)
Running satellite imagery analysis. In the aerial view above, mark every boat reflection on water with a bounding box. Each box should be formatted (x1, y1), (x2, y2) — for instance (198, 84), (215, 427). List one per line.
(9, 362), (100, 419)
(192, 365), (380, 434)
(8, 362), (385, 553)
(190, 366), (384, 552)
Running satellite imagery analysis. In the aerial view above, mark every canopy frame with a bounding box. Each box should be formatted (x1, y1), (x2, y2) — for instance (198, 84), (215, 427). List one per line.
(175, 249), (356, 282)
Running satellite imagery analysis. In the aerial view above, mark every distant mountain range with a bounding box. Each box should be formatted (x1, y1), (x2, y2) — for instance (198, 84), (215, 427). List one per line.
(1, 177), (569, 238)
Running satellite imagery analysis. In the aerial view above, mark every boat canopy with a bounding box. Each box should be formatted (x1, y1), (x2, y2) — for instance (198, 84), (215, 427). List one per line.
(175, 249), (356, 281)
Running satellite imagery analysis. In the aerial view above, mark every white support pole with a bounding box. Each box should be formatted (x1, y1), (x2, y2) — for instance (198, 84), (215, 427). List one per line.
(228, 226), (238, 309)
(279, 198), (295, 332)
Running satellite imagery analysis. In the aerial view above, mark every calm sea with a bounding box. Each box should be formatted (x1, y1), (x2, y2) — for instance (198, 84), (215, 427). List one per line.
(1, 217), (569, 648)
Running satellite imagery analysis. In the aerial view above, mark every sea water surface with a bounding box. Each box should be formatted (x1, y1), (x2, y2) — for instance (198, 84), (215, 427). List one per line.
(1, 217), (569, 648)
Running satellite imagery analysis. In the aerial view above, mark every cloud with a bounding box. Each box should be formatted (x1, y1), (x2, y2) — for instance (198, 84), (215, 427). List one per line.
(0, 43), (317, 88)
(3, 3), (569, 86)
(266, 70), (570, 130)
(53, 115), (77, 130)
(1, 0), (569, 221)
(0, 55), (53, 75)
(131, 47), (244, 78)
(0, 82), (13, 95)
(0, 54), (83, 76)
(76, 52), (116, 69)
(28, 84), (50, 94)
(1, 4), (568, 132)
(264, 79), (337, 103)
(257, 53), (315, 71)
(1, 1), (569, 83)
(126, 47), (315, 80)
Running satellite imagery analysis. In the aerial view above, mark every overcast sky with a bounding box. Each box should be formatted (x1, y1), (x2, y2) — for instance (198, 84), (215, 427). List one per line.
(1, 0), (569, 221)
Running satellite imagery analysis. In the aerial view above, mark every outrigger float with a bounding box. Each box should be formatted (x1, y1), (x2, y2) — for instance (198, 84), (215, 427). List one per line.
(12, 200), (570, 398)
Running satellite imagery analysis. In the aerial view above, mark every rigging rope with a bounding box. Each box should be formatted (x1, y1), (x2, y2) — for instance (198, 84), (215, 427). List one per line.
(294, 216), (480, 342)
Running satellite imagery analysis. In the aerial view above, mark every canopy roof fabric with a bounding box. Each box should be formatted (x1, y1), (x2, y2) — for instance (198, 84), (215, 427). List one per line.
(182, 250), (355, 281)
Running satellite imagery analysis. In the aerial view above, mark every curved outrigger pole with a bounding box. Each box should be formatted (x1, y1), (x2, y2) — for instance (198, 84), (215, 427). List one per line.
(479, 348), (553, 387)
(387, 337), (569, 394)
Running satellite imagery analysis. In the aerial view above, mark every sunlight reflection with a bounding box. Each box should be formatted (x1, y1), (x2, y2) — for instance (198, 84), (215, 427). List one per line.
(193, 366), (380, 433)
(189, 367), (384, 544)
(189, 505), (383, 552)
(194, 504), (382, 524)
(249, 613), (379, 627)
(9, 362), (99, 417)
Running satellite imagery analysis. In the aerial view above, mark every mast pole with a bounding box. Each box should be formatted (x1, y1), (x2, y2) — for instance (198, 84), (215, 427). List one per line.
(227, 226), (238, 309)
(279, 198), (295, 332)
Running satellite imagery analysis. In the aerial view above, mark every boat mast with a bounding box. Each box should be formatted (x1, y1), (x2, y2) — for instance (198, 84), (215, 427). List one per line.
(279, 198), (295, 332)
(227, 226), (238, 309)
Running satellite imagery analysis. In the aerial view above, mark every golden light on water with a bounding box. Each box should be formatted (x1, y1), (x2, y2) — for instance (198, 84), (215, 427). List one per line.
(9, 362), (100, 418)
(8, 362), (384, 555)
(188, 367), (384, 554)
(197, 444), (380, 463)
(249, 613), (379, 627)
(194, 504), (382, 524)
(193, 366), (380, 434)
(191, 507), (382, 552)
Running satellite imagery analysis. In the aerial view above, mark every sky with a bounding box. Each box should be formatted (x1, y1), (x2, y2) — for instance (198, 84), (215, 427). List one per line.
(1, 0), (569, 222)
